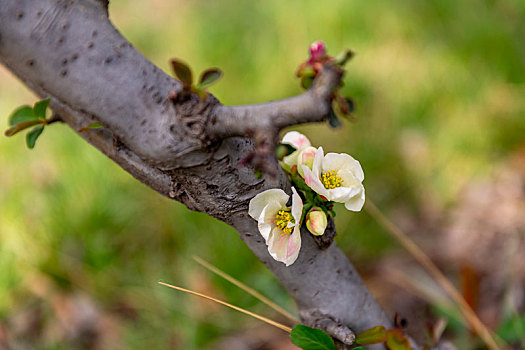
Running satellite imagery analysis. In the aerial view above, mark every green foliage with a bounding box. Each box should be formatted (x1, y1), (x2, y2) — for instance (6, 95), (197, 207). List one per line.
(290, 325), (335, 350)
(33, 98), (50, 120)
(8, 106), (37, 126)
(276, 143), (296, 160)
(385, 329), (412, 350)
(4, 98), (51, 148)
(497, 314), (525, 345)
(26, 125), (44, 149)
(78, 122), (104, 133)
(170, 59), (223, 100)
(198, 68), (223, 88)
(170, 59), (193, 86)
(355, 325), (387, 345)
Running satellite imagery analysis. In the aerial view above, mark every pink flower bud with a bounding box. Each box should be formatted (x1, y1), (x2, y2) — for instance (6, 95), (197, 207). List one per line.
(297, 146), (317, 177)
(306, 207), (328, 236)
(309, 41), (327, 61)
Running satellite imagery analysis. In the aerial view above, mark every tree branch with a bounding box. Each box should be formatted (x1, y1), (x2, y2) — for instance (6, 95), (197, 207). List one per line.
(0, 0), (401, 347)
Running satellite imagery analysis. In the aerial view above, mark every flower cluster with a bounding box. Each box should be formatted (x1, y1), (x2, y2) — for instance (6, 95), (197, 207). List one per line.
(249, 131), (365, 266)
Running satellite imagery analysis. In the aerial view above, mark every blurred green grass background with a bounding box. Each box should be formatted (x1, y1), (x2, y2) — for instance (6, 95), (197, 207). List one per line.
(1, 0), (524, 348)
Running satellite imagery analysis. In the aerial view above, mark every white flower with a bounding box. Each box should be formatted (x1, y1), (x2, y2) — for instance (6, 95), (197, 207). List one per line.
(248, 188), (303, 266)
(301, 147), (365, 211)
(281, 131), (311, 171)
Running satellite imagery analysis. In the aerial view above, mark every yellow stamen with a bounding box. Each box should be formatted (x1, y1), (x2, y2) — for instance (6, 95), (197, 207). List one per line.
(321, 170), (344, 189)
(275, 209), (294, 234)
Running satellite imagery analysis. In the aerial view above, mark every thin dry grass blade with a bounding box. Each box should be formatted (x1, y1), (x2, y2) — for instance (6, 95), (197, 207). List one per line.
(365, 200), (503, 350)
(158, 281), (292, 333)
(193, 255), (300, 324)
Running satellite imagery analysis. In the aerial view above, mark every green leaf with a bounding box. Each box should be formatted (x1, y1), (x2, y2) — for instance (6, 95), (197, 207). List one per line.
(352, 347), (366, 350)
(301, 75), (315, 89)
(297, 66), (315, 78)
(8, 106), (37, 126)
(356, 326), (387, 345)
(5, 120), (44, 137)
(328, 106), (341, 128)
(276, 143), (297, 160)
(198, 68), (223, 88)
(170, 59), (193, 86)
(385, 329), (412, 350)
(335, 49), (354, 66)
(26, 125), (45, 149)
(290, 325), (335, 350)
(78, 122), (104, 133)
(497, 314), (525, 343)
(33, 98), (50, 120)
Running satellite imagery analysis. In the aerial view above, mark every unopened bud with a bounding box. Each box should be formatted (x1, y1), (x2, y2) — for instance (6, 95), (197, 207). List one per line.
(309, 41), (327, 61)
(297, 146), (317, 177)
(306, 208), (328, 236)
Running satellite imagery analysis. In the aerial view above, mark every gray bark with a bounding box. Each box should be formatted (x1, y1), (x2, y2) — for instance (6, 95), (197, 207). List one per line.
(0, 0), (395, 346)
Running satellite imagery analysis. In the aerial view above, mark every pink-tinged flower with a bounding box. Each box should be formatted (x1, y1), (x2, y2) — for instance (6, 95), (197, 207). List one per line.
(248, 188), (303, 266)
(309, 41), (327, 62)
(297, 146), (317, 177)
(281, 131), (312, 172)
(301, 147), (365, 211)
(306, 208), (328, 236)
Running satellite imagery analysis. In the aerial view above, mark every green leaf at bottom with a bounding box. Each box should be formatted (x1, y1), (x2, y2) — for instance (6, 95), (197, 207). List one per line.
(290, 325), (335, 350)
(26, 125), (45, 149)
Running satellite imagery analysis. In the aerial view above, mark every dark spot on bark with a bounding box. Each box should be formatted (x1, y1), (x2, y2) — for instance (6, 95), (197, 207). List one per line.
(17, 12), (24, 20)
(104, 57), (112, 64)
(26, 59), (34, 67)
(313, 290), (320, 297)
(61, 58), (68, 66)
(211, 116), (217, 125)
(155, 97), (162, 104)
(60, 69), (68, 77)
(36, 10), (42, 17)
(336, 269), (341, 274)
(140, 119), (147, 126)
(61, 22), (69, 30)
(142, 70), (147, 76)
(119, 42), (127, 48)
(57, 36), (64, 44)
(87, 42), (94, 49)
(92, 30), (98, 38)
(71, 53), (78, 61)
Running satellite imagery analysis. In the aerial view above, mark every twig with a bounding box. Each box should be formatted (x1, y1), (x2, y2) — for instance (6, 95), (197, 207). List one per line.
(365, 200), (503, 350)
(158, 281), (292, 333)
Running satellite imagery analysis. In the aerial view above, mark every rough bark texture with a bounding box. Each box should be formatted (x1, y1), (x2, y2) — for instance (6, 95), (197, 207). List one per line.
(0, 0), (395, 347)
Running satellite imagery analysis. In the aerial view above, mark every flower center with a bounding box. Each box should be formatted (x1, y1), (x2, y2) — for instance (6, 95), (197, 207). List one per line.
(275, 209), (295, 234)
(321, 170), (344, 189)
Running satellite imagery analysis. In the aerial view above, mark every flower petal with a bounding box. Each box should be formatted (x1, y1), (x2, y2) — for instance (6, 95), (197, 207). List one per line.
(344, 185), (365, 211)
(327, 186), (355, 203)
(284, 227), (301, 266)
(302, 164), (330, 198)
(267, 227), (289, 263)
(291, 187), (303, 225)
(312, 146), (324, 178)
(257, 201), (282, 241)
(281, 131), (311, 150)
(248, 188), (289, 220)
(323, 152), (364, 182)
